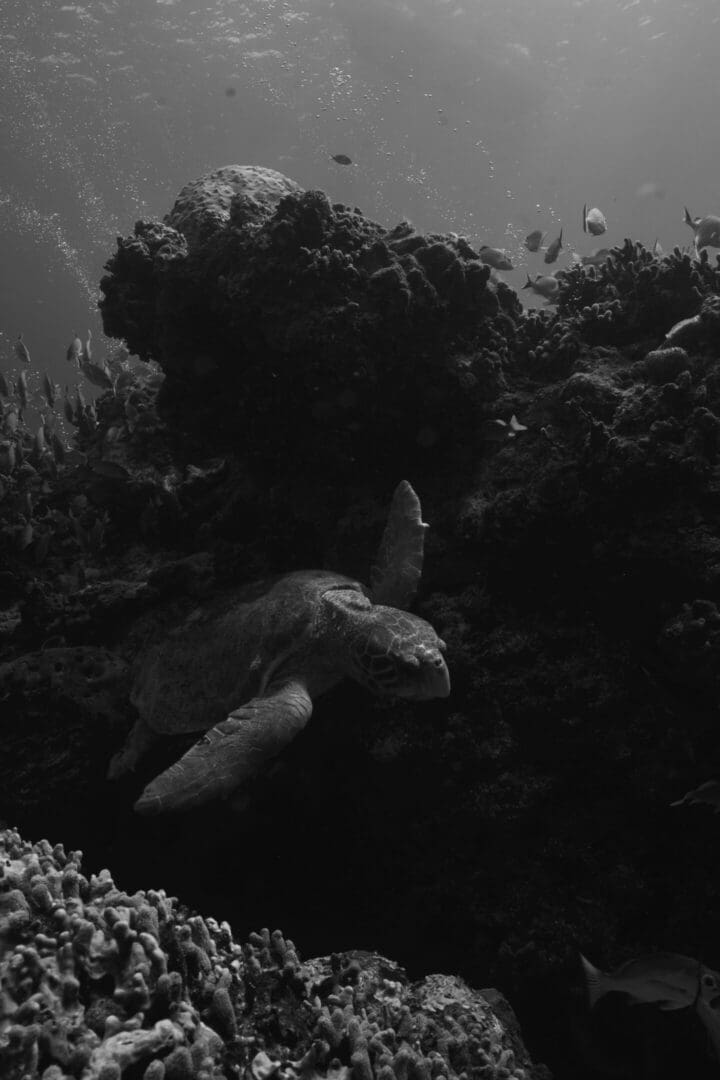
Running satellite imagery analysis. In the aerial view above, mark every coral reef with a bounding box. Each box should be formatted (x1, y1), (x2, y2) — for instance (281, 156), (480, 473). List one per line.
(0, 828), (544, 1080)
(7, 167), (720, 1078)
(99, 166), (520, 483)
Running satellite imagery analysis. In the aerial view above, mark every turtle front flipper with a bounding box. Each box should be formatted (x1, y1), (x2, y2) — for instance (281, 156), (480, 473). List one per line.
(133, 679), (313, 814)
(370, 480), (428, 610)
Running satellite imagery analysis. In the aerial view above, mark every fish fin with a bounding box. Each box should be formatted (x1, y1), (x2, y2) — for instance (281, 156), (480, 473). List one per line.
(559, 228), (563, 244)
(684, 206), (694, 228)
(523, 273), (533, 289)
(583, 204), (587, 233)
(579, 953), (607, 1009)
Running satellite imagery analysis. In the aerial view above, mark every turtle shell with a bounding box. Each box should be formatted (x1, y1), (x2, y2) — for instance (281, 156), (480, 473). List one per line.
(130, 570), (362, 735)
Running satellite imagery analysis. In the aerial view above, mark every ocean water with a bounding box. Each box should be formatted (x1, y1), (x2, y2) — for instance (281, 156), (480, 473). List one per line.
(2, 0), (719, 386)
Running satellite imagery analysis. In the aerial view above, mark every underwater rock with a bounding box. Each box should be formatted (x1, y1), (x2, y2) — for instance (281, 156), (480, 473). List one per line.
(0, 828), (546, 1080)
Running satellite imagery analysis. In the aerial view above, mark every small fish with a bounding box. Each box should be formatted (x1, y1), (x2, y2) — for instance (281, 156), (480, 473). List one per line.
(331, 154), (353, 166)
(580, 952), (720, 1010)
(14, 333), (31, 366)
(478, 245), (513, 271)
(524, 229), (545, 252)
(544, 229), (563, 264)
(51, 432), (66, 464)
(42, 372), (57, 409)
(581, 248), (612, 267)
(66, 331), (83, 365)
(82, 329), (92, 364)
(17, 370), (28, 410)
(80, 358), (113, 391)
(671, 780), (720, 812)
(522, 273), (559, 302)
(684, 207), (720, 255)
(583, 204), (607, 236)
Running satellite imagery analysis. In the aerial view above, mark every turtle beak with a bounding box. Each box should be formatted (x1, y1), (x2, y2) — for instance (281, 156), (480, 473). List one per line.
(397, 651), (451, 700)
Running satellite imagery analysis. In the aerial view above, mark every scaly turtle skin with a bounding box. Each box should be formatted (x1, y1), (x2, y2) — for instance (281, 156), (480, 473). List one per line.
(110, 481), (450, 815)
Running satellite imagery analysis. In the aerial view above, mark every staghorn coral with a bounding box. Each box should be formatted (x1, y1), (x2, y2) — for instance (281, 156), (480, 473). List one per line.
(0, 828), (545, 1080)
(555, 240), (720, 345)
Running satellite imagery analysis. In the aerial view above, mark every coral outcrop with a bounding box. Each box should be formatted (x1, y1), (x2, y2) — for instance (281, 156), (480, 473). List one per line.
(99, 166), (519, 482)
(0, 829), (544, 1080)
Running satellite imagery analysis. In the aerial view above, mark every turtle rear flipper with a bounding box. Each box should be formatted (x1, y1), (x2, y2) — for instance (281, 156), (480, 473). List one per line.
(370, 480), (428, 610)
(133, 678), (312, 814)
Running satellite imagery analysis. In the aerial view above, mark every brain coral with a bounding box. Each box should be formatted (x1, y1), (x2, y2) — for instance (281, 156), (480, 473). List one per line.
(165, 165), (303, 249)
(0, 828), (545, 1080)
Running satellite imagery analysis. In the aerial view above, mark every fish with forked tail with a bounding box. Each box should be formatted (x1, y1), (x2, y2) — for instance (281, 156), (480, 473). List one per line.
(684, 206), (720, 255)
(522, 273), (558, 302)
(580, 951), (720, 1010)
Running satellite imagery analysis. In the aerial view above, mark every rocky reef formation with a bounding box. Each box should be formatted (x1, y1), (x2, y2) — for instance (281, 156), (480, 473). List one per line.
(4, 165), (720, 1077)
(98, 165), (518, 487)
(0, 829), (542, 1080)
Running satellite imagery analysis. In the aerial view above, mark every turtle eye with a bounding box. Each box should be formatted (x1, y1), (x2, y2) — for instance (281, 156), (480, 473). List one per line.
(702, 974), (717, 989)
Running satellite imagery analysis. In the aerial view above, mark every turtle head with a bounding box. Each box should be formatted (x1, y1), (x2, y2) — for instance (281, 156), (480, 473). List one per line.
(324, 589), (450, 699)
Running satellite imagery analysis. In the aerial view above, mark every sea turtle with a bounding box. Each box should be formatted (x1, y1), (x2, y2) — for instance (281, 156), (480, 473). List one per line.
(110, 481), (450, 815)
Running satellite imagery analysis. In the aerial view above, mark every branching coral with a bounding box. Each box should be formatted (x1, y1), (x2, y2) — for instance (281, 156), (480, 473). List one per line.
(0, 829), (543, 1080)
(555, 240), (720, 345)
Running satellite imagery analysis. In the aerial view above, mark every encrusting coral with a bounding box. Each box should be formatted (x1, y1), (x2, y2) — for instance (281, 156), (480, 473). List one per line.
(0, 828), (544, 1080)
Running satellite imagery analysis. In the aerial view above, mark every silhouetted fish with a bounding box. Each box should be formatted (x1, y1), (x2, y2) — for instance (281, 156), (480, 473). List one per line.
(684, 207), (720, 254)
(544, 229), (563, 264)
(331, 154), (353, 166)
(583, 204), (607, 236)
(581, 248), (612, 267)
(478, 245), (513, 271)
(580, 952), (719, 1010)
(14, 333), (31, 366)
(524, 229), (544, 252)
(523, 273), (558, 302)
